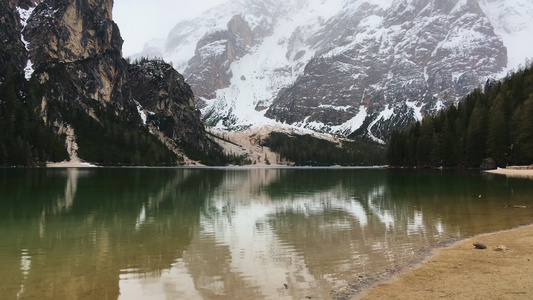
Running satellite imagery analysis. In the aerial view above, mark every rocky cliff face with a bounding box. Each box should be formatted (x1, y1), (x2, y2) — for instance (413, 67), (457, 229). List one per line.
(0, 0), (27, 85)
(266, 0), (507, 140)
(1, 0), (222, 165)
(25, 0), (118, 65)
(139, 0), (531, 142)
(184, 14), (270, 100)
(24, 0), (131, 107)
(128, 59), (214, 153)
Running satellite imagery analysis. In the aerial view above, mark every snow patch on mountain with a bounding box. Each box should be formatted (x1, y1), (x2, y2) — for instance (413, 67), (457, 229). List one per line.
(16, 6), (34, 28)
(405, 101), (423, 121)
(330, 105), (368, 135)
(200, 0), (346, 127)
(23, 60), (34, 80)
(134, 100), (148, 125)
(17, 6), (35, 79)
(160, 1), (245, 73)
(137, 0), (531, 141)
(367, 105), (395, 144)
(479, 0), (533, 70)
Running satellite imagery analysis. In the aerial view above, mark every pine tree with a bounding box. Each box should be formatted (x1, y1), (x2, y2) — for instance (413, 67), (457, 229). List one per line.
(417, 117), (435, 166)
(517, 94), (533, 164)
(466, 104), (488, 167)
(486, 94), (507, 165)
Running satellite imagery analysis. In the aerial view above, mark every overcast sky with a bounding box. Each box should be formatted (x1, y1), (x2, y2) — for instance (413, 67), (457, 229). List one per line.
(114, 0), (228, 56)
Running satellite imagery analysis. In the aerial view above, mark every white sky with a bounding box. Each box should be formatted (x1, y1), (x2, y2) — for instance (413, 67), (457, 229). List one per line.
(114, 0), (228, 56)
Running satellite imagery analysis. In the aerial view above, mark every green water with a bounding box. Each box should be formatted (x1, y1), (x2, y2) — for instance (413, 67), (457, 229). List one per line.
(1, 168), (532, 299)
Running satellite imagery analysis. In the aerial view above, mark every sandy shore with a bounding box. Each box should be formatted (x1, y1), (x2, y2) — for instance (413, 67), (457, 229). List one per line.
(356, 224), (533, 299)
(46, 161), (97, 168)
(485, 168), (533, 178)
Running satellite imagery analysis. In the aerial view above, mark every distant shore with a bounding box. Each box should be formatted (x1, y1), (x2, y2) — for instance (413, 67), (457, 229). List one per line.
(485, 167), (533, 178)
(46, 161), (97, 168)
(357, 223), (533, 299)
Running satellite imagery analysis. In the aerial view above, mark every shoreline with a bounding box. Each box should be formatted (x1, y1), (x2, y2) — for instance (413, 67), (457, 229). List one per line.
(46, 161), (97, 168)
(355, 223), (533, 299)
(485, 167), (533, 178)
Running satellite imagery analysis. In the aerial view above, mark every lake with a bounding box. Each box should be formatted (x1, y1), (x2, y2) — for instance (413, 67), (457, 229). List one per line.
(1, 167), (532, 299)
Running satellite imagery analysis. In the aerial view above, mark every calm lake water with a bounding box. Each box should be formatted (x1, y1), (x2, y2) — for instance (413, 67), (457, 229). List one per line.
(1, 167), (533, 300)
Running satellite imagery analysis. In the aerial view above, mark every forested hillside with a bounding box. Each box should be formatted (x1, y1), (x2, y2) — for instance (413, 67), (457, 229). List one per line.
(0, 71), (69, 166)
(263, 132), (386, 166)
(387, 64), (533, 168)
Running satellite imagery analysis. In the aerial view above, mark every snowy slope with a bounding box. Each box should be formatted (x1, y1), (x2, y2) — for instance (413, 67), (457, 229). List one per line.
(161, 1), (244, 73)
(199, 0), (346, 128)
(479, 0), (533, 70)
(137, 0), (533, 142)
(16, 5), (35, 79)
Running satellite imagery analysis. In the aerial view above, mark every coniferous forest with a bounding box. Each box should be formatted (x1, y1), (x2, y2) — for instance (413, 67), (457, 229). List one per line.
(263, 132), (386, 166)
(0, 67), (177, 167)
(0, 69), (69, 166)
(387, 64), (533, 168)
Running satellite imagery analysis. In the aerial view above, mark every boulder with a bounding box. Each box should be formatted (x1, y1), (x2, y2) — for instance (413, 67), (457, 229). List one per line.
(480, 157), (497, 170)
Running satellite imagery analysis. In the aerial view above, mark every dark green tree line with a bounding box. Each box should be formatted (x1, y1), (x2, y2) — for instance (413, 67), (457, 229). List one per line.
(263, 132), (386, 166)
(0, 69), (68, 166)
(388, 63), (533, 168)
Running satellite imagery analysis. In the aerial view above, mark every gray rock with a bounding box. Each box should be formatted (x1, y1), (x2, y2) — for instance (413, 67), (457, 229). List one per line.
(128, 60), (221, 154)
(480, 158), (497, 170)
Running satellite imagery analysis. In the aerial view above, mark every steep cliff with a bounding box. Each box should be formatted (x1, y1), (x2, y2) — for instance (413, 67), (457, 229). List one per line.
(184, 14), (268, 100)
(0, 0), (223, 166)
(0, 0), (27, 85)
(0, 0), (68, 166)
(128, 59), (225, 164)
(24, 0), (133, 108)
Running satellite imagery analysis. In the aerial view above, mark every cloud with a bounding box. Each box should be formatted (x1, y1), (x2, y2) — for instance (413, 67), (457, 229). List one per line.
(114, 0), (228, 56)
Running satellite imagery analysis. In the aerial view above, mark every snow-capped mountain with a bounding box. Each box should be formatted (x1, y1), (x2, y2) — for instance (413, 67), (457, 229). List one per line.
(136, 0), (533, 142)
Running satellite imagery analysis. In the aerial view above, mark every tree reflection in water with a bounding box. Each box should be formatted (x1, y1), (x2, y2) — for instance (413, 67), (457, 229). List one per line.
(0, 168), (532, 299)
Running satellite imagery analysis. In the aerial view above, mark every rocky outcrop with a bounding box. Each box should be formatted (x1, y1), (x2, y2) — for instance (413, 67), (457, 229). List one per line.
(22, 0), (131, 110)
(128, 59), (216, 153)
(2, 0), (224, 165)
(184, 15), (258, 99)
(24, 0), (120, 67)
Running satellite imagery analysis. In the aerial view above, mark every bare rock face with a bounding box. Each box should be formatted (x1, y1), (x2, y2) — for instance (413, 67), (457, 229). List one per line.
(128, 60), (216, 153)
(23, 0), (130, 108)
(24, 0), (120, 67)
(15, 0), (41, 10)
(0, 0), (27, 85)
(184, 15), (256, 99)
(266, 0), (507, 140)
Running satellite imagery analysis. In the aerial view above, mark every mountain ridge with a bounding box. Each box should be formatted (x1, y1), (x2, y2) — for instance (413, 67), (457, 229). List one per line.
(136, 0), (533, 143)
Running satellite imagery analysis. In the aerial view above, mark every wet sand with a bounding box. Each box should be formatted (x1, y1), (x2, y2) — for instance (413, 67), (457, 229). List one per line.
(356, 224), (533, 299)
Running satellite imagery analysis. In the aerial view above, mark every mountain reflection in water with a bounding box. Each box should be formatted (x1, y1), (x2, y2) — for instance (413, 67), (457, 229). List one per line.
(0, 168), (532, 299)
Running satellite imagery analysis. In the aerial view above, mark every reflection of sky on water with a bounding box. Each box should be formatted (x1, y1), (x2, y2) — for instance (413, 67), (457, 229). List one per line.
(17, 249), (31, 300)
(117, 169), (453, 299)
